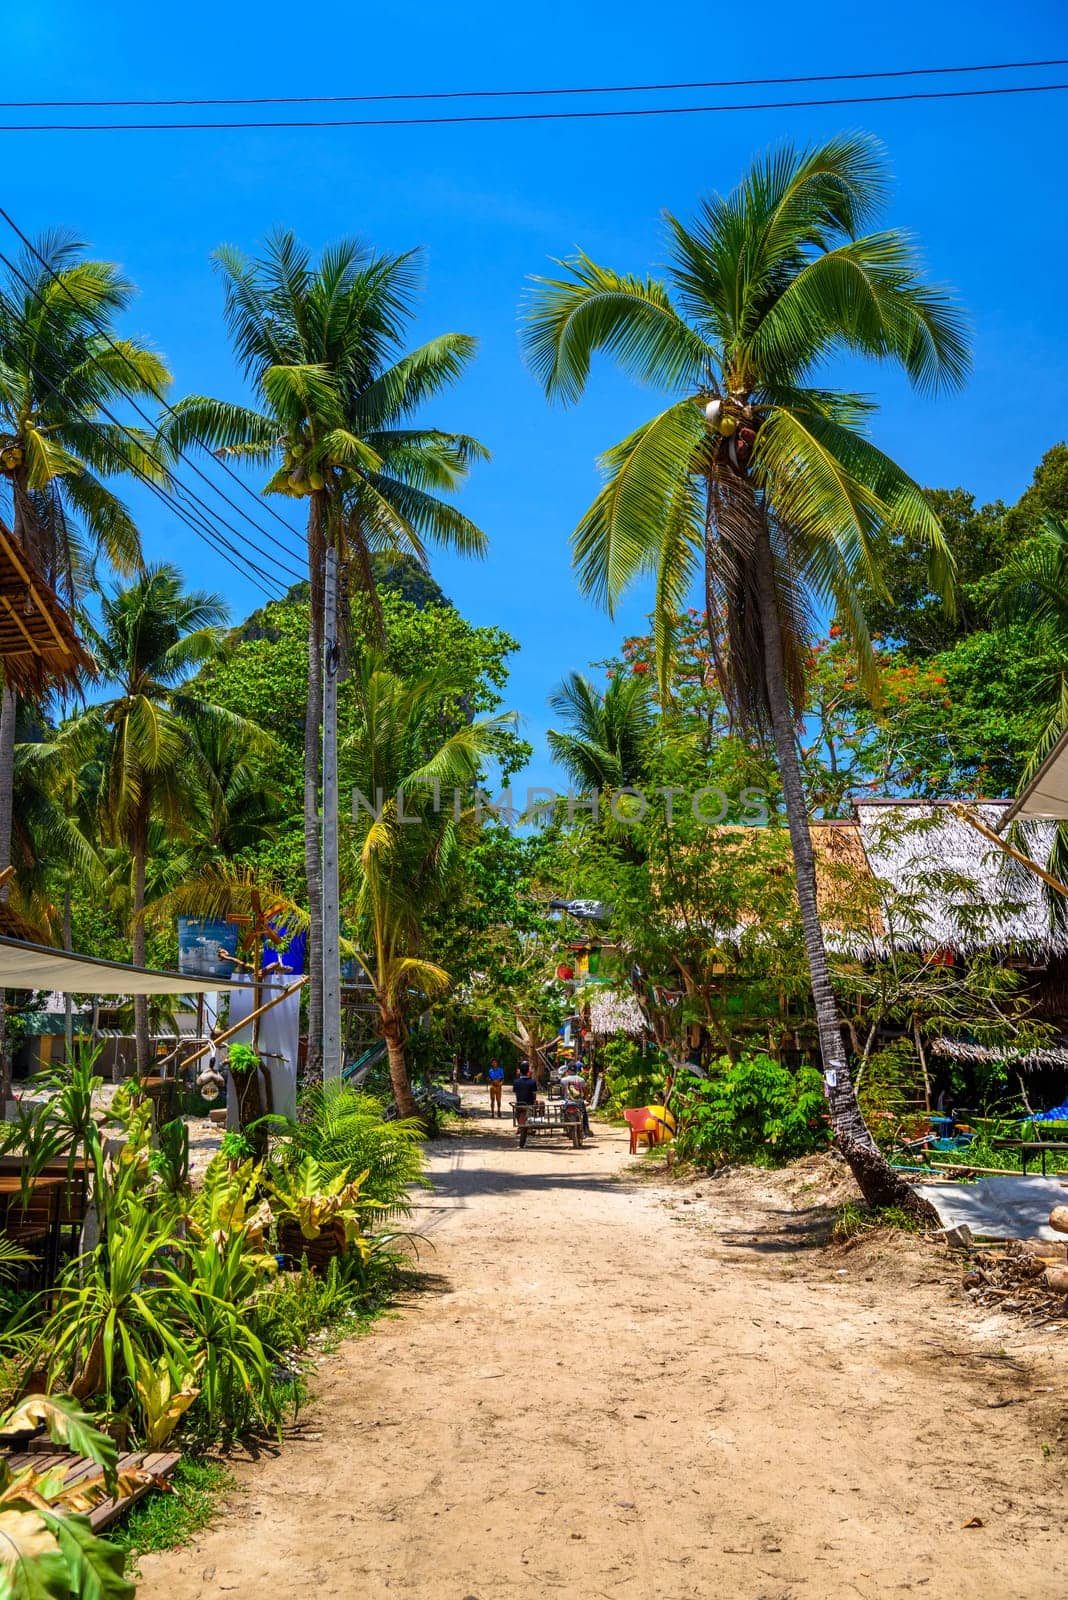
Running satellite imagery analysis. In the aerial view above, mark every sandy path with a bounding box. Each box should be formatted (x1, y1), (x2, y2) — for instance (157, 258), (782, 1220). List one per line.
(141, 1095), (1068, 1599)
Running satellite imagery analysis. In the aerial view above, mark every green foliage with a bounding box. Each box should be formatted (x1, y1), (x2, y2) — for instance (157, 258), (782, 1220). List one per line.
(111, 1457), (234, 1564)
(674, 1057), (830, 1168)
(831, 1202), (922, 1241)
(600, 1034), (665, 1114)
(0, 1395), (134, 1600)
(857, 1041), (918, 1146)
(284, 1084), (425, 1216)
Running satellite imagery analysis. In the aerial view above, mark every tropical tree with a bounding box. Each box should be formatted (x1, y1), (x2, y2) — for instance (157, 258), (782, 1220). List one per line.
(69, 564), (267, 1073)
(343, 654), (511, 1118)
(13, 729), (104, 1049)
(0, 232), (168, 864)
(547, 669), (653, 791)
(523, 134), (970, 1213)
(164, 232), (489, 1078)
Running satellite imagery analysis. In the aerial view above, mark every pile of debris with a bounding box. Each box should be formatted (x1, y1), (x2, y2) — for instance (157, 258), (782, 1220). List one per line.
(962, 1240), (1068, 1325)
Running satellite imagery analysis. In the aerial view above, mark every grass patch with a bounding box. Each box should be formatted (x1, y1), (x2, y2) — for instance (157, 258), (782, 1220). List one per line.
(111, 1458), (235, 1565)
(831, 1201), (923, 1243)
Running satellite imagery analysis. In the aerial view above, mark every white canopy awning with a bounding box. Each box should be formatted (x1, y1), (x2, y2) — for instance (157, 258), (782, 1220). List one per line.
(0, 936), (256, 996)
(1002, 728), (1068, 824)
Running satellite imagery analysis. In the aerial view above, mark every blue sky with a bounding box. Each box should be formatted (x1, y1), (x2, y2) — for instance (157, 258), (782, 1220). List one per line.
(6, 1), (1068, 791)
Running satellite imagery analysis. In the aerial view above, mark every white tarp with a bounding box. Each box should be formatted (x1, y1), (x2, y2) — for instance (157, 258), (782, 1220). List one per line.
(224, 977), (300, 1124)
(0, 935), (252, 995)
(1003, 726), (1068, 822)
(919, 1175), (1068, 1241)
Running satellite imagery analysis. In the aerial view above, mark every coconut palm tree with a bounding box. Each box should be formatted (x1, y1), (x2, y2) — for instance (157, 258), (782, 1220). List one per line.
(69, 564), (267, 1074)
(163, 232), (488, 1079)
(523, 134), (970, 1213)
(0, 231), (170, 864)
(343, 654), (512, 1119)
(547, 670), (653, 791)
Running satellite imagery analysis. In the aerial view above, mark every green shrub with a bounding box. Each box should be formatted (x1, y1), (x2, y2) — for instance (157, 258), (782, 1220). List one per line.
(600, 1033), (666, 1115)
(280, 1084), (426, 1217)
(674, 1054), (829, 1168)
(857, 1041), (918, 1148)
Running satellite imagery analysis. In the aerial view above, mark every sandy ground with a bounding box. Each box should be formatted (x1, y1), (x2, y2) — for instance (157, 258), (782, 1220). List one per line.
(140, 1091), (1068, 1599)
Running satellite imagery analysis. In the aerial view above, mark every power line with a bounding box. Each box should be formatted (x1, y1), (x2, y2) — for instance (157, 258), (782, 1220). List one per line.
(0, 281), (295, 601)
(2, 56), (1065, 108)
(0, 204), (308, 556)
(0, 242), (308, 591)
(0, 77), (1064, 130)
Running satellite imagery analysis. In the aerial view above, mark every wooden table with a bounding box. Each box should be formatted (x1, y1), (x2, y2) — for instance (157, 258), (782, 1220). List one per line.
(991, 1140), (1068, 1176)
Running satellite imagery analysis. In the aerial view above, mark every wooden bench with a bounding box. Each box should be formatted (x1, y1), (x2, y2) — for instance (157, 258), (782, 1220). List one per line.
(1, 1444), (181, 1531)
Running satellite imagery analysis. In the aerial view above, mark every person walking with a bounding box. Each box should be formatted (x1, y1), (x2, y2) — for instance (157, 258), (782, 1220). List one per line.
(487, 1057), (505, 1119)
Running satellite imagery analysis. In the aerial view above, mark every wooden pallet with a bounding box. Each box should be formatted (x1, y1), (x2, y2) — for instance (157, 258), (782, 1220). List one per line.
(1, 1446), (181, 1531)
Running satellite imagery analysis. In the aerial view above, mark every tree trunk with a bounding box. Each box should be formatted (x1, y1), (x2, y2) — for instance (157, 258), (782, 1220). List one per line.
(131, 802), (150, 1079)
(381, 1007), (418, 1121)
(303, 496), (326, 1082)
(913, 1020), (932, 1112)
(0, 684), (13, 1103)
(63, 882), (74, 1061)
(751, 521), (936, 1223)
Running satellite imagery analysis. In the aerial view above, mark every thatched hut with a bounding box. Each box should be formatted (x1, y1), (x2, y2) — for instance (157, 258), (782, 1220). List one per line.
(0, 521), (92, 695)
(853, 800), (1067, 959)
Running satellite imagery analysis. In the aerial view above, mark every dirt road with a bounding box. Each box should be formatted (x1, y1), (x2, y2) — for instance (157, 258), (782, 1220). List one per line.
(141, 1097), (1068, 1598)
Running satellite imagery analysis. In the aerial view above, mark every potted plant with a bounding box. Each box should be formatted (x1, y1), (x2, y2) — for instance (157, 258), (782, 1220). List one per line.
(226, 1043), (271, 1157)
(269, 1158), (372, 1273)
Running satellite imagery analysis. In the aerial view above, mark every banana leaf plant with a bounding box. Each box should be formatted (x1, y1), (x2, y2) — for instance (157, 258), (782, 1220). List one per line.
(0, 1394), (137, 1600)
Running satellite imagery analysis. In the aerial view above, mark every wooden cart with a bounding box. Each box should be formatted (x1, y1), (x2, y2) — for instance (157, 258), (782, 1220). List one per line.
(512, 1097), (583, 1149)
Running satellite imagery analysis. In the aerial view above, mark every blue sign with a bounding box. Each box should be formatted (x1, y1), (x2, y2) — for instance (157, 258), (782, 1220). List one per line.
(177, 918), (240, 979)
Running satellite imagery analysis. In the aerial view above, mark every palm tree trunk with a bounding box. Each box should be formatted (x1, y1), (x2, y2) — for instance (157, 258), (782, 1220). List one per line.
(752, 522), (936, 1221)
(303, 497), (326, 1082)
(381, 1006), (418, 1120)
(131, 802), (150, 1079)
(0, 683), (13, 1103)
(63, 882), (74, 1060)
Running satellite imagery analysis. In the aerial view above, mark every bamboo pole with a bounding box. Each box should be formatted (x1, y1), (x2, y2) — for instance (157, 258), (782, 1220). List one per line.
(156, 976), (308, 1076)
(951, 804), (1068, 900)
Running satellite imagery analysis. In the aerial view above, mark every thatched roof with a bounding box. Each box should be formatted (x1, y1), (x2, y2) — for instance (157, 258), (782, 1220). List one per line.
(0, 522), (91, 694)
(854, 801), (1066, 957)
(931, 1036), (1068, 1070)
(588, 989), (647, 1037)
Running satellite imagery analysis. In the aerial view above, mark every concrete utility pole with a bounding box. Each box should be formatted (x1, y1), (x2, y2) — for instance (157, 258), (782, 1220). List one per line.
(321, 544), (342, 1082)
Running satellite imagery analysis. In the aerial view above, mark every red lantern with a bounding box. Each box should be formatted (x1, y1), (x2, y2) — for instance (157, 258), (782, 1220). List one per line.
(557, 964), (574, 981)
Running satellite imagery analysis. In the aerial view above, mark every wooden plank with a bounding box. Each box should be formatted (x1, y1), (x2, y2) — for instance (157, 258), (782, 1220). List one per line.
(87, 1452), (180, 1533)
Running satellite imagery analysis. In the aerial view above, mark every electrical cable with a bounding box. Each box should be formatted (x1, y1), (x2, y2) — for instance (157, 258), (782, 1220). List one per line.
(0, 287), (296, 601)
(0, 204), (308, 556)
(2, 55), (1065, 107)
(0, 246), (307, 592)
(0, 78), (1064, 130)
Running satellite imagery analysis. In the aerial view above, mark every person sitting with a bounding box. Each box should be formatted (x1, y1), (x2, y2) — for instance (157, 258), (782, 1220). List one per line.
(558, 1064), (591, 1136)
(513, 1062), (538, 1107)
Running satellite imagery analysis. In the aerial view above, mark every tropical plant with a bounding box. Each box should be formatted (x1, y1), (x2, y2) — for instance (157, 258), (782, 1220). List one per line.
(343, 653), (512, 1117)
(132, 1353), (200, 1450)
(523, 133), (970, 1217)
(164, 231), (489, 1078)
(157, 1235), (281, 1440)
(39, 1197), (176, 1408)
(287, 1083), (425, 1214)
(546, 669), (654, 791)
(268, 1157), (371, 1252)
(66, 565), (268, 1073)
(0, 1394), (135, 1600)
(674, 1055), (829, 1167)
(0, 233), (169, 1004)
